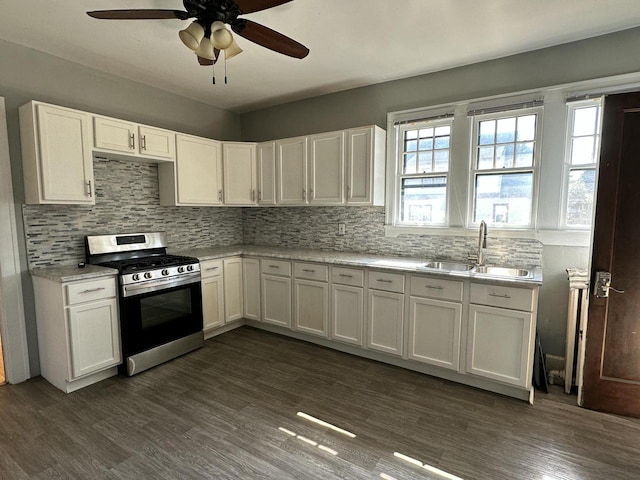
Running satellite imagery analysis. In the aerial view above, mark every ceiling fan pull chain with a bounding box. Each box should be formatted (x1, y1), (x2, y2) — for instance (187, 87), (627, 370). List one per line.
(224, 51), (228, 84)
(212, 62), (216, 85)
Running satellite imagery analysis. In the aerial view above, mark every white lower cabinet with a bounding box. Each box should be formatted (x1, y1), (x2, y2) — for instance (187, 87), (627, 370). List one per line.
(294, 280), (328, 337)
(223, 257), (244, 323)
(261, 259), (292, 327)
(408, 297), (462, 371)
(367, 289), (405, 356)
(201, 260), (224, 331)
(330, 266), (364, 346)
(466, 282), (537, 388)
(32, 274), (121, 393)
(242, 258), (261, 321)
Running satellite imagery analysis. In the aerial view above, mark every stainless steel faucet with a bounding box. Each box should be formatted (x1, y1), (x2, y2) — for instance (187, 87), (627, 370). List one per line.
(477, 220), (488, 266)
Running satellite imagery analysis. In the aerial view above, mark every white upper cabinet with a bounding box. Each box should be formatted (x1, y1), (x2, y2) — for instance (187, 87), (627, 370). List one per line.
(223, 142), (257, 206)
(277, 136), (308, 204)
(308, 131), (345, 204)
(93, 115), (175, 161)
(159, 134), (222, 206)
(257, 141), (277, 205)
(347, 126), (386, 205)
(19, 102), (95, 205)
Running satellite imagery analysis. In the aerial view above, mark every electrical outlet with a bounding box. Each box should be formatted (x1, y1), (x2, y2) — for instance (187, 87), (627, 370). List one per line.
(338, 223), (346, 236)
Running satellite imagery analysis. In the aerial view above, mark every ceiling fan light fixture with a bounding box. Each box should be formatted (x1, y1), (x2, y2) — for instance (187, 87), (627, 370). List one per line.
(195, 36), (215, 60)
(225, 39), (243, 60)
(179, 20), (204, 50)
(210, 21), (234, 50)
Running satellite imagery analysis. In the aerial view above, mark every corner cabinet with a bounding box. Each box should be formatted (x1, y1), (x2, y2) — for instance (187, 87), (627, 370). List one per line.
(223, 142), (258, 206)
(159, 134), (223, 206)
(277, 136), (308, 205)
(19, 102), (95, 205)
(257, 142), (277, 205)
(32, 274), (121, 393)
(347, 126), (386, 205)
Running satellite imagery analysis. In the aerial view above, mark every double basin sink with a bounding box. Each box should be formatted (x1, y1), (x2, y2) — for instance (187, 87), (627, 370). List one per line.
(423, 261), (532, 278)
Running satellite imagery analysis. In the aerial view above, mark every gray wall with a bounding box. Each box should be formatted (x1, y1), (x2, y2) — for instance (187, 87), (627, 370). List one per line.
(0, 39), (242, 376)
(240, 27), (640, 356)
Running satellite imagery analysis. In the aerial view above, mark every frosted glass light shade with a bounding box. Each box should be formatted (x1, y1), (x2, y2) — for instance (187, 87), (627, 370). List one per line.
(195, 36), (215, 60)
(179, 21), (204, 50)
(210, 21), (233, 49)
(225, 39), (243, 60)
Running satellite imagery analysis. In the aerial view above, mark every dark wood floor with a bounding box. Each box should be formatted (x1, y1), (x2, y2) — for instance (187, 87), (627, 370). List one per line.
(1, 327), (639, 479)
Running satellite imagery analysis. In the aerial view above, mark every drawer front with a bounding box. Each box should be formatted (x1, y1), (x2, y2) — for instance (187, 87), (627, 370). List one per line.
(331, 267), (364, 287)
(261, 259), (292, 277)
(470, 283), (535, 312)
(294, 262), (329, 281)
(368, 270), (405, 293)
(66, 277), (116, 305)
(410, 275), (463, 302)
(200, 259), (223, 279)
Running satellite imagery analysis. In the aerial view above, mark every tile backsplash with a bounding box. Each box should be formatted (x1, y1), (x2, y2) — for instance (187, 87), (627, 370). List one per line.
(23, 158), (542, 269)
(242, 207), (543, 267)
(22, 158), (242, 269)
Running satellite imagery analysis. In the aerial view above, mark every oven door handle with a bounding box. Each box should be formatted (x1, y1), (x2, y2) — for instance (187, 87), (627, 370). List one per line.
(121, 273), (201, 298)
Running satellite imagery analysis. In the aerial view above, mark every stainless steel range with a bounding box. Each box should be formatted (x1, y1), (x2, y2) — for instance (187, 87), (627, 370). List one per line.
(86, 232), (203, 376)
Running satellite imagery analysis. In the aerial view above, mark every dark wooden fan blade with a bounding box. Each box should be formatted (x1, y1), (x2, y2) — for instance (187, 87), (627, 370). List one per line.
(232, 0), (293, 14)
(87, 10), (189, 20)
(231, 19), (309, 59)
(197, 56), (214, 66)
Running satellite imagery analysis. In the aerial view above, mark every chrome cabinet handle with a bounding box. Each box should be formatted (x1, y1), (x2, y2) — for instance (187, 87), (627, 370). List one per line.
(206, 267), (219, 271)
(268, 265), (280, 269)
(302, 188), (306, 200)
(141, 135), (147, 150)
(489, 292), (511, 299)
(377, 279), (393, 283)
(86, 180), (92, 197)
(129, 133), (135, 149)
(258, 190), (262, 201)
(425, 285), (444, 290)
(80, 287), (105, 294)
(218, 190), (223, 202)
(302, 269), (315, 273)
(339, 274), (353, 278)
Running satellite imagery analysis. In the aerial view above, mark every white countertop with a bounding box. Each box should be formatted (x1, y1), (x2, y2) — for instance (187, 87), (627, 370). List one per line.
(31, 264), (118, 283)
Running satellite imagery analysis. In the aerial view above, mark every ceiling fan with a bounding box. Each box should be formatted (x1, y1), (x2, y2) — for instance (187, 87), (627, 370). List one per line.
(87, 0), (309, 71)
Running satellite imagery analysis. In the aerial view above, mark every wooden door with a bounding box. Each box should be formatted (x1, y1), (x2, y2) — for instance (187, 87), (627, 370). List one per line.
(582, 92), (640, 416)
(308, 131), (345, 204)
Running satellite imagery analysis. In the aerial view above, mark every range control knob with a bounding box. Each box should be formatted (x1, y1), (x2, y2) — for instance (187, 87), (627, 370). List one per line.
(187, 265), (194, 272)
(132, 273), (140, 281)
(178, 266), (185, 273)
(144, 272), (152, 279)
(161, 269), (169, 276)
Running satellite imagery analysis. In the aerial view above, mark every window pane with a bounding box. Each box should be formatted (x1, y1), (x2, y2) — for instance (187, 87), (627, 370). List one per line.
(474, 172), (533, 226)
(479, 120), (495, 145)
(496, 117), (516, 143)
(405, 130), (418, 140)
(478, 146), (494, 169)
(515, 142), (534, 167)
(403, 153), (417, 174)
(573, 107), (598, 136)
(418, 152), (432, 173)
(566, 169), (596, 227)
(405, 139), (417, 152)
(419, 128), (433, 138)
(495, 144), (514, 168)
(419, 138), (433, 150)
(401, 176), (447, 224)
(434, 150), (449, 172)
(571, 137), (596, 165)
(434, 136), (450, 149)
(517, 115), (536, 141)
(435, 126), (450, 136)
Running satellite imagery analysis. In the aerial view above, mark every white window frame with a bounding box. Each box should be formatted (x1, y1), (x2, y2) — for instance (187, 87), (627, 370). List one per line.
(395, 117), (453, 227)
(467, 106), (544, 230)
(560, 97), (603, 230)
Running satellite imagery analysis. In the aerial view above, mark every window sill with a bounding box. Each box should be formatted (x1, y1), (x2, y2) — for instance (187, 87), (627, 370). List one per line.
(384, 225), (591, 247)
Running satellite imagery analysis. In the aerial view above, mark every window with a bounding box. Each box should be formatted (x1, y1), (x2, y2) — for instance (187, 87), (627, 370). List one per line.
(397, 119), (452, 225)
(469, 108), (542, 228)
(563, 99), (602, 228)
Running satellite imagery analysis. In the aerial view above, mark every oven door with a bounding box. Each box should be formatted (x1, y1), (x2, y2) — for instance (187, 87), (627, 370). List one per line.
(119, 280), (203, 356)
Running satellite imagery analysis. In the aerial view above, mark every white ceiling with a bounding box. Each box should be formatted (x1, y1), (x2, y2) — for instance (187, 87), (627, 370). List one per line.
(2, 1), (640, 113)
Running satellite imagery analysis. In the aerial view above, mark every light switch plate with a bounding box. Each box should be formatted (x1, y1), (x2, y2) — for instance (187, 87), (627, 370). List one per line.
(338, 223), (346, 236)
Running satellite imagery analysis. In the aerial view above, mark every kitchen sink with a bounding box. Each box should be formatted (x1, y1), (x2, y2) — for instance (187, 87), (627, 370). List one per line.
(423, 261), (475, 272)
(472, 265), (532, 278)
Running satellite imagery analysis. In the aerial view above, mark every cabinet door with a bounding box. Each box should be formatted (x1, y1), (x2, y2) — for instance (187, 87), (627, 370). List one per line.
(242, 258), (261, 321)
(175, 134), (222, 205)
(202, 275), (224, 330)
(223, 143), (257, 205)
(257, 141), (277, 205)
(262, 274), (291, 327)
(466, 304), (534, 388)
(138, 125), (175, 160)
(36, 104), (94, 204)
(277, 137), (307, 204)
(331, 284), (364, 346)
(346, 127), (373, 204)
(294, 279), (328, 337)
(67, 298), (120, 379)
(93, 116), (137, 154)
(408, 296), (462, 371)
(223, 257), (244, 323)
(367, 289), (404, 356)
(308, 131), (345, 204)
